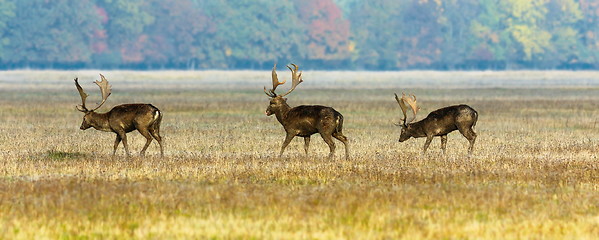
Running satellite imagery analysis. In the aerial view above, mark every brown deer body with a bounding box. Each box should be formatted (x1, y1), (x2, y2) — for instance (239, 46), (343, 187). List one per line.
(265, 64), (349, 160)
(75, 75), (164, 157)
(395, 93), (477, 154)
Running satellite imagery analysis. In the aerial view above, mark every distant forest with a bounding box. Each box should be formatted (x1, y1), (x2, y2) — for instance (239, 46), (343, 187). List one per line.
(0, 0), (598, 70)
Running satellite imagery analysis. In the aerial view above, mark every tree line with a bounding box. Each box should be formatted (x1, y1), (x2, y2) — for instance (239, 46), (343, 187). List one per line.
(0, 0), (597, 70)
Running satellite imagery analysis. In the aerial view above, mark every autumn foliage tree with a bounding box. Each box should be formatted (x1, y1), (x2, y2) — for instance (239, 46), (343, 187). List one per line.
(0, 0), (596, 69)
(295, 0), (350, 61)
(138, 0), (214, 68)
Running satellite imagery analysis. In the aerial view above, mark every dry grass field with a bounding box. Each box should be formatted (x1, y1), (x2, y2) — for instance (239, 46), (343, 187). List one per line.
(0, 70), (598, 239)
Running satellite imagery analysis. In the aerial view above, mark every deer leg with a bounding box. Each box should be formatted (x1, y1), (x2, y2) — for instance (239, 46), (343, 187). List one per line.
(279, 134), (295, 158)
(459, 127), (477, 154)
(149, 127), (164, 158)
(320, 133), (336, 160)
(138, 128), (153, 157)
(333, 132), (350, 160)
(303, 137), (310, 155)
(116, 131), (131, 157)
(112, 134), (122, 156)
(423, 136), (433, 153)
(440, 135), (448, 154)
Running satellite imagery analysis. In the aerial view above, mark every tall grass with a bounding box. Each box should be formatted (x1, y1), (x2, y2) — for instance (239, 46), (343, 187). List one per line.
(0, 71), (598, 239)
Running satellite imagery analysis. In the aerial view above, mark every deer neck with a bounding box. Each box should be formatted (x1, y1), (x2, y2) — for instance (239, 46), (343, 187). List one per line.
(274, 103), (292, 125)
(408, 120), (427, 138)
(88, 112), (112, 132)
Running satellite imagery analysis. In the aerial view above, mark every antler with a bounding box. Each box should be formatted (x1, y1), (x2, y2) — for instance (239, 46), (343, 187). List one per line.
(75, 74), (112, 112)
(90, 74), (112, 111)
(394, 92), (419, 126)
(75, 78), (89, 112)
(279, 63), (303, 97)
(264, 63), (286, 97)
(394, 93), (407, 126)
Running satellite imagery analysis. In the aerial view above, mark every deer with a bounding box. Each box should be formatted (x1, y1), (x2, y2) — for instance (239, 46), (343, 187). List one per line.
(394, 92), (478, 154)
(75, 74), (164, 157)
(264, 63), (349, 160)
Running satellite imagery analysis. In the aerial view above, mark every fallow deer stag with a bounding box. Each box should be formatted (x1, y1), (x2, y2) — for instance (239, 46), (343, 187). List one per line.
(395, 93), (478, 154)
(75, 74), (164, 157)
(264, 63), (349, 160)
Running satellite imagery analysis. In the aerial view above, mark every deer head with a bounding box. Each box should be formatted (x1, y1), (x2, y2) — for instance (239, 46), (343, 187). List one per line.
(394, 92), (420, 142)
(264, 63), (303, 116)
(75, 74), (112, 129)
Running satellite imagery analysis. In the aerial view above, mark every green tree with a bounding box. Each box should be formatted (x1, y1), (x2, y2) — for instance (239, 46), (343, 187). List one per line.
(578, 0), (599, 66)
(350, 0), (451, 69)
(0, 0), (15, 61)
(349, 0), (406, 69)
(3, 0), (101, 66)
(438, 0), (481, 69)
(469, 0), (551, 68)
(201, 0), (306, 68)
(469, 0), (510, 65)
(505, 0), (552, 64)
(541, 0), (583, 67)
(96, 0), (154, 65)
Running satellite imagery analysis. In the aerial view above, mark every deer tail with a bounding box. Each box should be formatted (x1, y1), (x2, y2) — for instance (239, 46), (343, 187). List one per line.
(335, 114), (344, 133)
(153, 109), (161, 121)
(150, 105), (162, 130)
(472, 110), (478, 129)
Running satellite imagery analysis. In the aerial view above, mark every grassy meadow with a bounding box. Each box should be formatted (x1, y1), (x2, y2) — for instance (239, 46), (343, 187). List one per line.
(0, 70), (598, 239)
